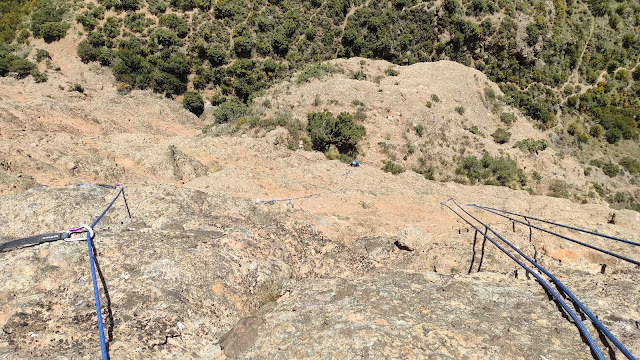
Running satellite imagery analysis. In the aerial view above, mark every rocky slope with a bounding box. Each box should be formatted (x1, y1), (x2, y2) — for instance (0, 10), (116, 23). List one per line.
(1, 46), (639, 359)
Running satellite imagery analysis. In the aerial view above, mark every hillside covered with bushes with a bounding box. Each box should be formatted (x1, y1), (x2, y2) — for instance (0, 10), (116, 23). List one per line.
(0, 0), (639, 212)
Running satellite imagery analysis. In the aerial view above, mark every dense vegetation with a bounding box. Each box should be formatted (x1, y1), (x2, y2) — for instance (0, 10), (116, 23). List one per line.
(3, 0), (639, 121)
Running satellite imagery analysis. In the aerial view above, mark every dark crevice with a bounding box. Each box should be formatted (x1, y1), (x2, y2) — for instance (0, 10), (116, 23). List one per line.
(393, 240), (413, 252)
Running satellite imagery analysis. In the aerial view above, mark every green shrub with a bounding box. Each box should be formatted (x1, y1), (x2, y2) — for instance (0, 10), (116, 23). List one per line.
(514, 138), (548, 154)
(468, 125), (483, 136)
(593, 183), (605, 198)
(593, 106), (638, 140)
(271, 31), (290, 56)
(150, 71), (187, 96)
(71, 83), (84, 93)
(213, 99), (247, 123)
(35, 49), (51, 62)
(589, 124), (605, 138)
(214, 2), (233, 18)
(548, 179), (570, 198)
(602, 162), (620, 177)
(306, 111), (365, 154)
(183, 91), (204, 116)
(148, 0), (167, 14)
(8, 58), (35, 78)
(87, 31), (106, 47)
(39, 22), (70, 42)
(567, 122), (584, 136)
(455, 105), (466, 115)
(589, 159), (605, 168)
(207, 47), (227, 67)
(489, 156), (527, 187)
(607, 192), (640, 212)
(305, 27), (317, 40)
(413, 158), (436, 180)
(354, 107), (367, 121)
(30, 2), (67, 38)
(349, 69), (366, 80)
(414, 124), (424, 137)
(77, 12), (98, 31)
(152, 28), (179, 47)
(77, 40), (99, 62)
(431, 94), (440, 102)
(456, 155), (486, 184)
(619, 157), (640, 175)
(605, 128), (622, 144)
(382, 159), (406, 175)
(491, 128), (511, 144)
(170, 0), (196, 11)
(296, 62), (340, 83)
(384, 67), (399, 76)
(233, 36), (254, 58)
(15, 29), (30, 44)
(500, 112), (517, 126)
(456, 152), (526, 189)
(31, 68), (47, 83)
(210, 93), (226, 106)
(532, 170), (542, 181)
(484, 87), (496, 100)
(120, 0), (143, 11)
(382, 159), (406, 174)
(159, 13), (189, 38)
(0, 0), (30, 42)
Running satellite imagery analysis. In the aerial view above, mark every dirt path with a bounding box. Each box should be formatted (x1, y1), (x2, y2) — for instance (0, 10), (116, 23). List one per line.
(339, 0), (371, 32)
(559, 6), (595, 94)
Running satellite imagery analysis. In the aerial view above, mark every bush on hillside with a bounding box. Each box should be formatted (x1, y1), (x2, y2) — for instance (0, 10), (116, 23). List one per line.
(491, 128), (511, 144)
(548, 179), (570, 198)
(592, 106), (638, 140)
(30, 2), (67, 38)
(159, 13), (189, 38)
(514, 138), (548, 154)
(605, 128), (622, 144)
(183, 91), (204, 117)
(35, 49), (51, 62)
(31, 68), (47, 82)
(619, 157), (640, 175)
(207, 47), (227, 67)
(213, 99), (247, 123)
(40, 22), (69, 42)
(500, 112), (517, 126)
(306, 111), (365, 154)
(589, 124), (605, 139)
(8, 58), (35, 78)
(233, 37), (254, 58)
(382, 159), (405, 174)
(456, 152), (526, 189)
(77, 40), (99, 62)
(602, 162), (620, 177)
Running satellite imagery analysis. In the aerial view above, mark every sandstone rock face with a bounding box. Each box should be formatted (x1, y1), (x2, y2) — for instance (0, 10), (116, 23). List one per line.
(234, 271), (598, 359)
(396, 227), (432, 251)
(1, 185), (639, 359)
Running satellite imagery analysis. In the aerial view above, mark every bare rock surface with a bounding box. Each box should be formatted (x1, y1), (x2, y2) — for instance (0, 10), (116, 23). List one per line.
(396, 227), (432, 251)
(235, 271), (599, 359)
